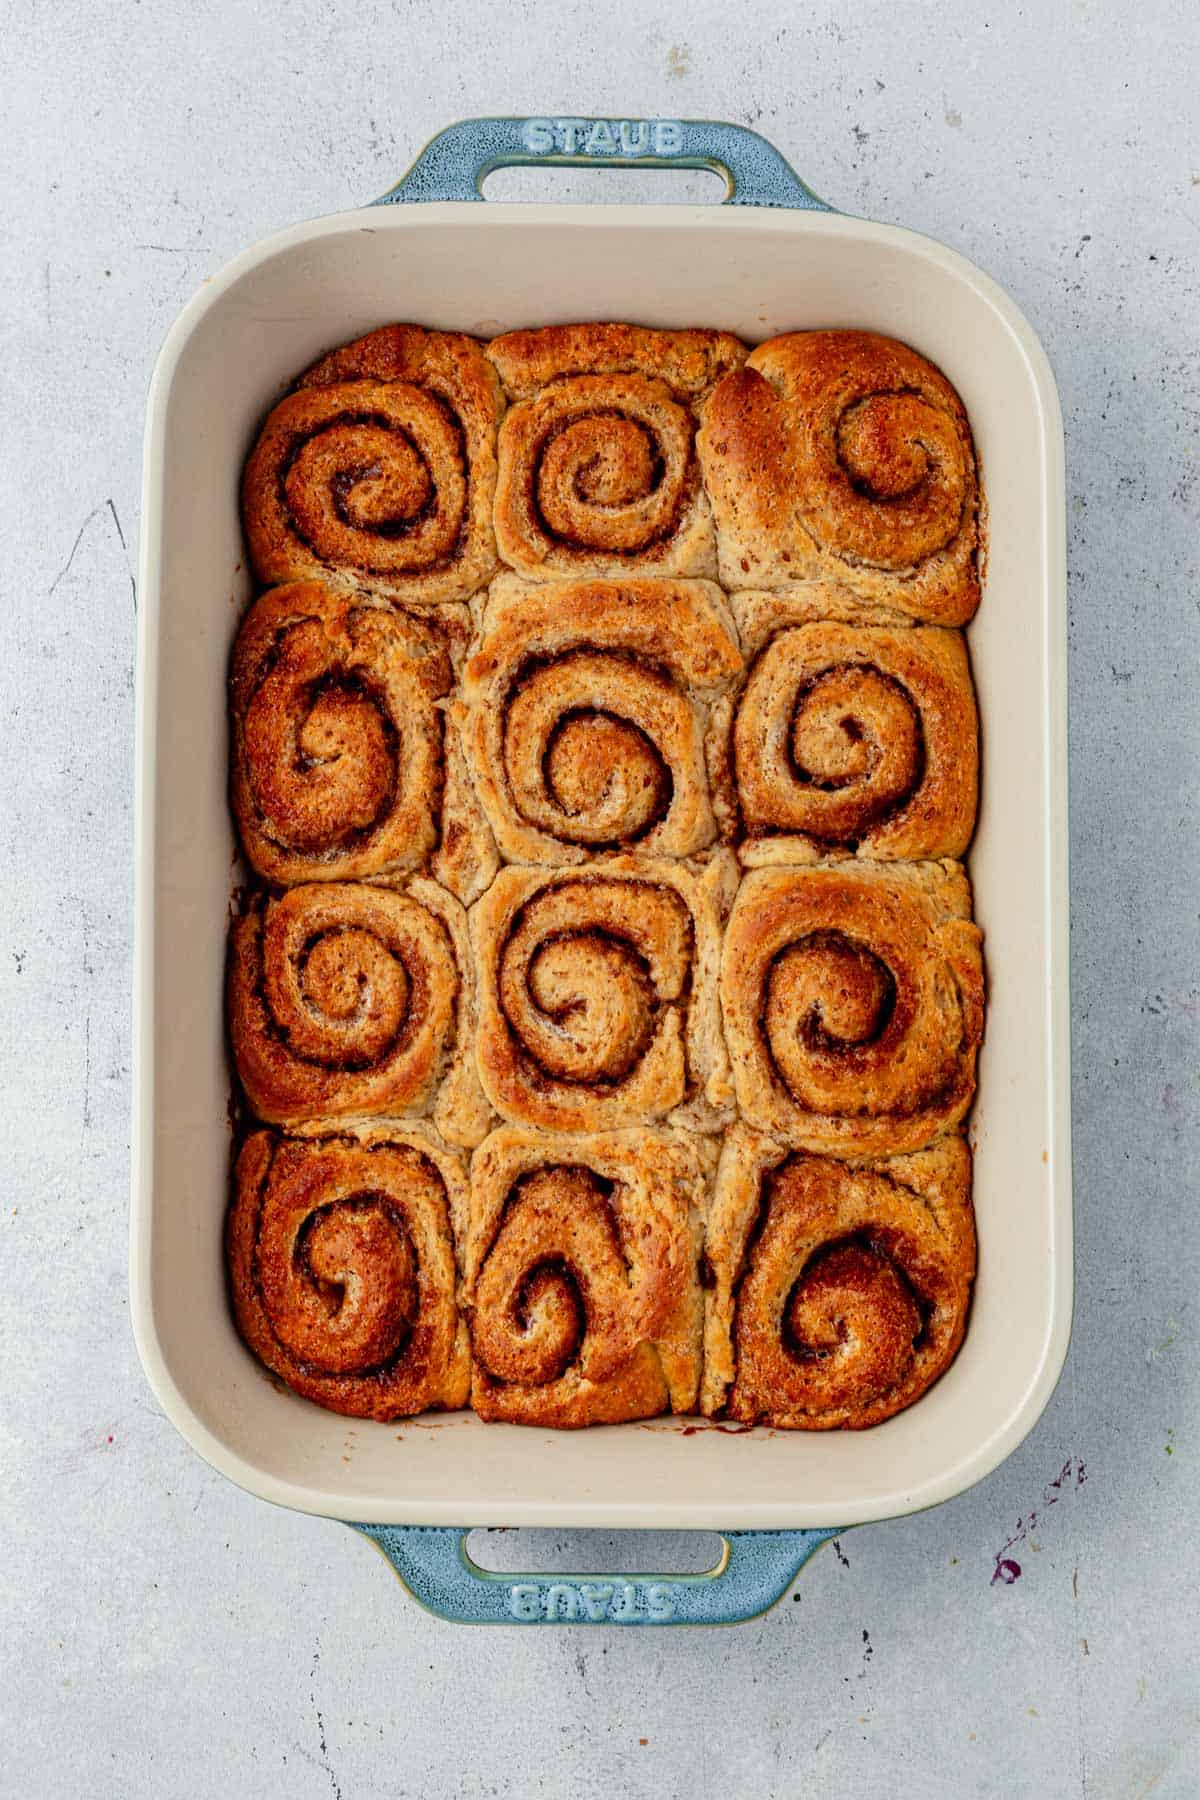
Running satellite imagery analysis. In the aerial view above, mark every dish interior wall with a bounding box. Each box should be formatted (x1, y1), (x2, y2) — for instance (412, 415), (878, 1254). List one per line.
(140, 211), (1065, 1526)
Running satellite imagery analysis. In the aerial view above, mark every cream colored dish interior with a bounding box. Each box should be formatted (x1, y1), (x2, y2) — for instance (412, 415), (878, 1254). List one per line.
(132, 205), (1070, 1528)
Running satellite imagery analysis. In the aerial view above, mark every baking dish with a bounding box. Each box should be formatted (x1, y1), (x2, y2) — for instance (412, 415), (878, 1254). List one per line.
(131, 117), (1071, 1625)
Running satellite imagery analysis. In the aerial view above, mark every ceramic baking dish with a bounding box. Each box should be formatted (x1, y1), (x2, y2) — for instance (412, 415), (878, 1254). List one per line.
(131, 117), (1071, 1625)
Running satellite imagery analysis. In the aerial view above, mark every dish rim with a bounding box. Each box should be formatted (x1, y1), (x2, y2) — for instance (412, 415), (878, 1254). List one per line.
(131, 199), (1072, 1529)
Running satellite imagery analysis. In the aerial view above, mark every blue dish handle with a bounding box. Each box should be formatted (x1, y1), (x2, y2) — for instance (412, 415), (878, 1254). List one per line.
(349, 1524), (842, 1625)
(373, 115), (831, 211)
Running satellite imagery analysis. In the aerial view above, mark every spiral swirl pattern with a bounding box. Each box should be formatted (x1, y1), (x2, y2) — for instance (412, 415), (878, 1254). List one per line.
(242, 325), (500, 605)
(459, 576), (742, 865)
(720, 863), (984, 1156)
(227, 1128), (469, 1419)
(229, 583), (451, 884)
(466, 1127), (704, 1425)
(503, 375), (695, 561)
(488, 324), (746, 579)
(729, 612), (978, 862)
(704, 1132), (975, 1429)
(819, 386), (968, 569)
(473, 858), (734, 1134)
(228, 880), (493, 1145)
(698, 330), (980, 625)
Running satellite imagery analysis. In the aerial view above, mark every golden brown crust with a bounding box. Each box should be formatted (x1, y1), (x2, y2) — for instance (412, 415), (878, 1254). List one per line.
(458, 573), (743, 865)
(487, 324), (746, 581)
(471, 855), (737, 1136)
(242, 325), (501, 606)
(488, 323), (746, 401)
(228, 880), (491, 1147)
(702, 1127), (974, 1428)
(224, 320), (987, 1435)
(720, 861), (984, 1156)
(227, 1124), (470, 1420)
(722, 599), (978, 862)
(698, 331), (980, 624)
(228, 581), (498, 894)
(465, 1125), (707, 1425)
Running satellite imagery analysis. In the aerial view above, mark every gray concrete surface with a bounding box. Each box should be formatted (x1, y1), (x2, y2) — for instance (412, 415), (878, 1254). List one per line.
(3, 2), (1197, 1794)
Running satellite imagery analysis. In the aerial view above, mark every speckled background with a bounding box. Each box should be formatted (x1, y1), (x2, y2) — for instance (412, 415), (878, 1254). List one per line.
(3, 2), (1197, 1794)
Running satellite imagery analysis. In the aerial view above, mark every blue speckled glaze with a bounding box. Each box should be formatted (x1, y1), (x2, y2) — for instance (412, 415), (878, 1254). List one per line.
(350, 1525), (843, 1626)
(373, 116), (831, 211)
(350, 119), (840, 1622)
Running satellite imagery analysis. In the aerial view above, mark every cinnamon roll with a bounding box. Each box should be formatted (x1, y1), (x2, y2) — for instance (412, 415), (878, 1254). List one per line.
(227, 1124), (469, 1420)
(487, 323), (745, 580)
(720, 862), (984, 1156)
(472, 854), (737, 1135)
(466, 1126), (708, 1425)
(229, 581), (498, 897)
(242, 325), (501, 606)
(698, 331), (980, 625)
(720, 595), (978, 863)
(228, 879), (490, 1148)
(701, 1127), (974, 1428)
(457, 573), (743, 865)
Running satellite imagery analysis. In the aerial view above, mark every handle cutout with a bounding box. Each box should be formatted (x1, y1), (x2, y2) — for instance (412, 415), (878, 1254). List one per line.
(465, 1527), (724, 1575)
(480, 165), (728, 206)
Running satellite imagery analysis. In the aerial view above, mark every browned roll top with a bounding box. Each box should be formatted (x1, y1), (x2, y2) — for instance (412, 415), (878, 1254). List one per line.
(498, 876), (690, 1087)
(226, 879), (497, 1147)
(473, 1166), (637, 1388)
(719, 1139), (975, 1429)
(488, 324), (745, 580)
(466, 1127), (704, 1425)
(228, 582), (454, 884)
(721, 862), (984, 1156)
(508, 374), (698, 554)
(727, 609), (978, 862)
(471, 858), (735, 1135)
(241, 325), (500, 605)
(227, 1128), (469, 1420)
(698, 330), (980, 625)
(458, 575), (742, 865)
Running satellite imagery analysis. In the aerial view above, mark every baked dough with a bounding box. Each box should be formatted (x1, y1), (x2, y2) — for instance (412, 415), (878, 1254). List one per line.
(227, 1123), (469, 1420)
(224, 321), (990, 1435)
(466, 1125), (709, 1425)
(471, 854), (737, 1135)
(458, 572), (742, 864)
(698, 330), (980, 625)
(702, 1127), (975, 1428)
(228, 879), (490, 1147)
(720, 860), (984, 1156)
(242, 324), (501, 607)
(488, 323), (745, 580)
(228, 581), (498, 897)
(719, 596), (978, 862)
